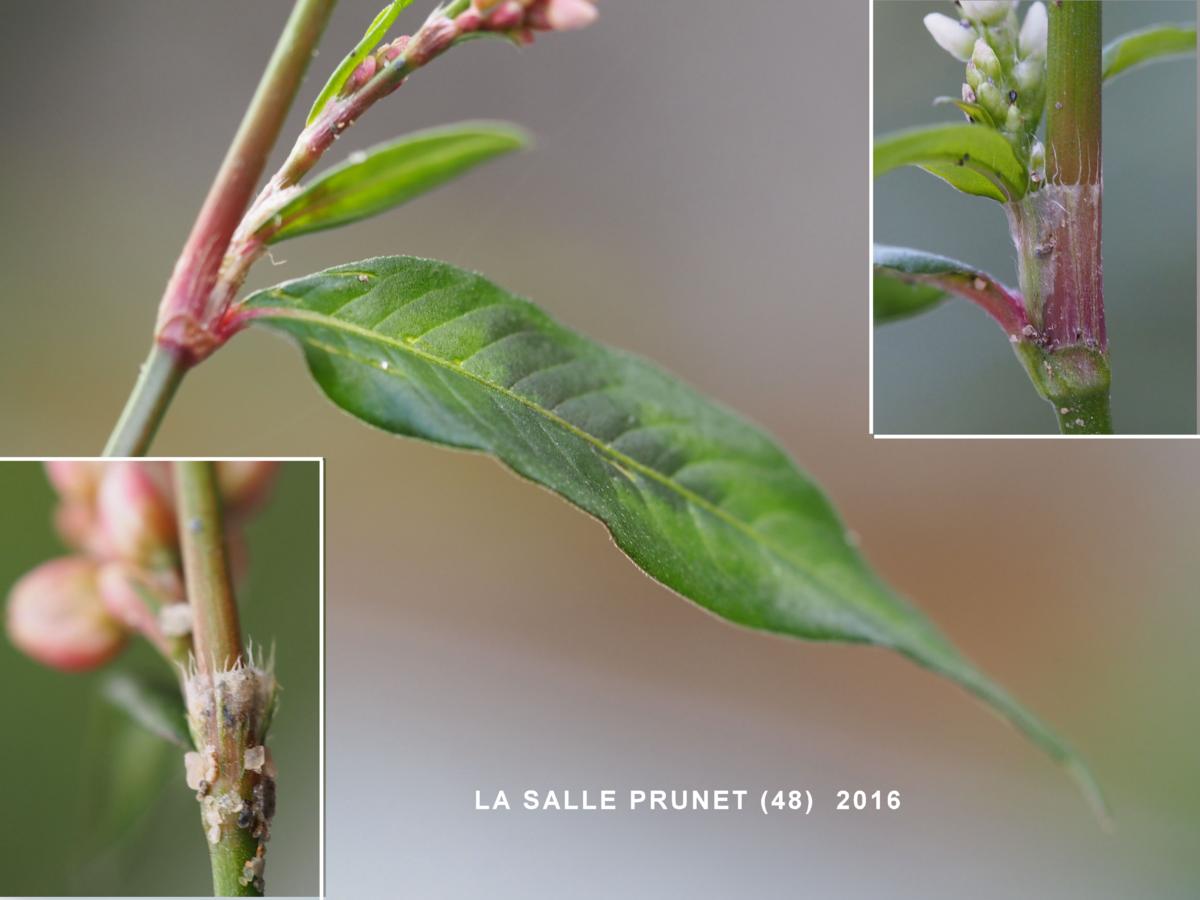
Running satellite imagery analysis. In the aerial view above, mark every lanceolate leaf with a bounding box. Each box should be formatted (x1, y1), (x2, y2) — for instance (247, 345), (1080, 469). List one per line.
(101, 671), (193, 749)
(241, 256), (1102, 814)
(264, 123), (528, 243)
(306, 0), (414, 125)
(874, 244), (1027, 334)
(874, 123), (1028, 201)
(1102, 23), (1196, 82)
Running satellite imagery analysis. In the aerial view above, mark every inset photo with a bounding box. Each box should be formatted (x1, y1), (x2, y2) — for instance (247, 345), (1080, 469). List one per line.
(0, 459), (322, 898)
(872, 1), (1197, 435)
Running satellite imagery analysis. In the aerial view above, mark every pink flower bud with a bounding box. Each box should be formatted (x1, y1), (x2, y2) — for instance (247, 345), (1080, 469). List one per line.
(527, 0), (597, 32)
(44, 461), (104, 501)
(486, 1), (526, 31)
(97, 562), (186, 655)
(6, 557), (127, 671)
(410, 14), (458, 66)
(97, 462), (177, 565)
(346, 54), (377, 92)
(54, 500), (112, 558)
(217, 461), (279, 519)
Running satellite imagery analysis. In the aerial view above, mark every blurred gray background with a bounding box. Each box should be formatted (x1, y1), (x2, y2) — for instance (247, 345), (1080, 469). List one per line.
(1, 1), (1199, 898)
(875, 0), (1197, 434)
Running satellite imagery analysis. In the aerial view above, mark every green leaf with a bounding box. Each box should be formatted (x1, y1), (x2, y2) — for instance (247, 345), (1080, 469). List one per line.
(74, 695), (176, 869)
(874, 271), (946, 324)
(101, 671), (193, 749)
(306, 0), (414, 125)
(874, 123), (1027, 201)
(265, 123), (528, 243)
(932, 95), (997, 129)
(242, 256), (1102, 815)
(1102, 23), (1196, 82)
(873, 244), (1026, 334)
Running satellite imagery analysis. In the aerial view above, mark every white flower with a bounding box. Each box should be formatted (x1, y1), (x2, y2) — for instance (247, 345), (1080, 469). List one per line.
(959, 1), (1014, 26)
(924, 12), (975, 62)
(1019, 2), (1048, 58)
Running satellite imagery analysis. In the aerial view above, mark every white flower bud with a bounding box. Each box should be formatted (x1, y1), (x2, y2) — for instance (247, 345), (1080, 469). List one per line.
(977, 81), (1007, 121)
(923, 12), (976, 62)
(962, 82), (977, 104)
(960, 1), (1014, 27)
(971, 38), (1002, 81)
(1005, 104), (1023, 133)
(1029, 140), (1046, 183)
(1013, 57), (1043, 93)
(1019, 2), (1048, 58)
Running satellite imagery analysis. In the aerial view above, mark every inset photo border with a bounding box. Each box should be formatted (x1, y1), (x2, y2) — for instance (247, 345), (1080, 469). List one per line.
(870, 0), (1198, 437)
(0, 458), (324, 899)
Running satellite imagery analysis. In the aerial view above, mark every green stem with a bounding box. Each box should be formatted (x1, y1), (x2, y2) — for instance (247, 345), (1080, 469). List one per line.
(175, 462), (242, 674)
(174, 462), (257, 897)
(1046, 1), (1102, 185)
(103, 0), (337, 457)
(102, 344), (188, 456)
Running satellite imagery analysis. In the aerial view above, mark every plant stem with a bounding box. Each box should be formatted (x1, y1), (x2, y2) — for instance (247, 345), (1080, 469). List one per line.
(1008, 0), (1111, 434)
(1046, 1), (1102, 186)
(175, 462), (242, 674)
(102, 344), (188, 456)
(174, 461), (258, 897)
(104, 0), (336, 457)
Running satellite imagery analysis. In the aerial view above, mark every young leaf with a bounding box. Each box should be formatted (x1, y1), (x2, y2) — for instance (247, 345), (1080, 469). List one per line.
(874, 244), (1026, 334)
(306, 0), (415, 125)
(264, 123), (528, 243)
(874, 123), (1028, 201)
(101, 670), (193, 749)
(1102, 23), (1196, 82)
(240, 256), (1102, 815)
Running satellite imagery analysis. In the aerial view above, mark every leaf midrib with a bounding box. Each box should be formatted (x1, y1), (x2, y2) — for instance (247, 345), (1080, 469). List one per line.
(249, 301), (894, 635)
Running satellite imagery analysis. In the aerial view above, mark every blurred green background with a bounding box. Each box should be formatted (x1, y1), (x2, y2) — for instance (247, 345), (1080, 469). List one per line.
(0, 462), (320, 897)
(0, 1), (1198, 897)
(874, 1), (1197, 434)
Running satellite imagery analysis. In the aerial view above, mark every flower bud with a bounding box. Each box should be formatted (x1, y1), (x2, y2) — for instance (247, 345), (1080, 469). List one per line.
(923, 13), (976, 62)
(970, 38), (1001, 82)
(1013, 57), (1043, 94)
(6, 557), (126, 671)
(44, 461), (103, 501)
(1029, 139), (1046, 183)
(1019, 2), (1048, 59)
(484, 1), (525, 31)
(217, 462), (278, 520)
(527, 0), (597, 32)
(97, 462), (177, 565)
(961, 82), (977, 104)
(959, 1), (1013, 27)
(97, 562), (186, 656)
(54, 500), (111, 557)
(964, 61), (984, 91)
(976, 81), (1007, 122)
(1004, 103), (1023, 133)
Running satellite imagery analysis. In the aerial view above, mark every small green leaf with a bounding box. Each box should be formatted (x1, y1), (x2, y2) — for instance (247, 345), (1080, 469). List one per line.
(874, 244), (1025, 333)
(241, 256), (1102, 815)
(1102, 23), (1196, 82)
(101, 671), (192, 749)
(306, 0), (414, 125)
(932, 95), (996, 128)
(874, 123), (1027, 201)
(265, 123), (528, 243)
